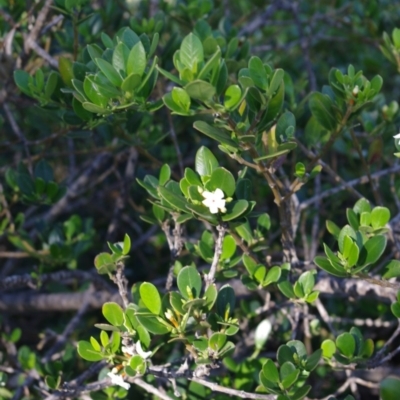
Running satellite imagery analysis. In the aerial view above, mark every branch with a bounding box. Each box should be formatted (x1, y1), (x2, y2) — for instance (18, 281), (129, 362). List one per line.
(204, 224), (226, 289)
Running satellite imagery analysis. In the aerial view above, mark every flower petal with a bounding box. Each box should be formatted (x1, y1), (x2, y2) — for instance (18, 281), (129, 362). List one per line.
(136, 341), (152, 359)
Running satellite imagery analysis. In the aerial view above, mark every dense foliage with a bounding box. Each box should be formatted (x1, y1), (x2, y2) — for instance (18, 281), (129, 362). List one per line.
(2, 1), (400, 399)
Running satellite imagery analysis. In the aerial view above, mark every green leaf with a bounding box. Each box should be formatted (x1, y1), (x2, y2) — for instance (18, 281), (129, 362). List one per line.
(294, 162), (305, 178)
(159, 164), (171, 186)
(95, 58), (122, 87)
(127, 41), (147, 77)
(305, 349), (322, 371)
(77, 341), (103, 361)
(336, 332), (355, 358)
(357, 235), (387, 268)
(269, 68), (284, 95)
(140, 282), (161, 315)
(207, 167), (236, 197)
(262, 359), (279, 383)
(94, 252), (115, 274)
(135, 312), (171, 334)
(204, 284), (218, 310)
(195, 146), (219, 177)
(158, 186), (188, 212)
(171, 87), (191, 112)
(112, 42), (130, 75)
(123, 234), (131, 255)
(249, 57), (268, 90)
(216, 284), (235, 319)
(224, 85), (242, 110)
(180, 33), (204, 73)
(121, 73), (142, 92)
(209, 332), (227, 351)
(264, 266), (281, 286)
(185, 80), (216, 102)
(193, 121), (237, 147)
(220, 235), (236, 260)
(83, 76), (108, 108)
(321, 339), (336, 358)
(58, 57), (74, 87)
(281, 364), (299, 389)
(383, 260), (400, 279)
(391, 302), (400, 318)
(353, 198), (371, 214)
(221, 200), (249, 221)
(291, 385), (311, 400)
(102, 302), (124, 326)
(314, 256), (347, 277)
(370, 206), (390, 229)
(298, 271), (315, 295)
(276, 111), (296, 141)
(346, 208), (359, 230)
(177, 266), (202, 299)
(309, 92), (337, 131)
(380, 376), (400, 400)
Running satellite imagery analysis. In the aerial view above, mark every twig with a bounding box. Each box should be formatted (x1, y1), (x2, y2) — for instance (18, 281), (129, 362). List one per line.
(191, 377), (276, 399)
(3, 102), (33, 174)
(204, 224), (227, 289)
(300, 164), (400, 210)
(133, 378), (174, 400)
(111, 262), (130, 309)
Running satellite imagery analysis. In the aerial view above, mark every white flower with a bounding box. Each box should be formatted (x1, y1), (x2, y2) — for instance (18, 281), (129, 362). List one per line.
(394, 133), (400, 145)
(135, 341), (152, 359)
(122, 345), (135, 355)
(352, 85), (359, 96)
(107, 372), (130, 390)
(201, 188), (227, 214)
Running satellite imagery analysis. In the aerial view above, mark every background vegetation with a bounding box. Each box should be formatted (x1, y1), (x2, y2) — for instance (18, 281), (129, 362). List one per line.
(2, 0), (400, 399)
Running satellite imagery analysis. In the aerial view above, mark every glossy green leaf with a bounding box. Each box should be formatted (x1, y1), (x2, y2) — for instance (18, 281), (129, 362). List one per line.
(140, 282), (161, 315)
(309, 92), (337, 131)
(380, 376), (400, 400)
(135, 312), (171, 334)
(102, 302), (124, 326)
(123, 234), (131, 255)
(207, 167), (236, 197)
(336, 332), (355, 358)
(314, 256), (347, 277)
(204, 283), (218, 310)
(159, 164), (171, 186)
(291, 385), (311, 400)
(370, 206), (390, 229)
(95, 58), (122, 87)
(77, 341), (103, 361)
(220, 235), (236, 260)
(224, 85), (242, 110)
(269, 68), (284, 95)
(180, 33), (204, 73)
(193, 121), (237, 147)
(264, 266), (281, 285)
(221, 200), (249, 221)
(195, 146), (219, 177)
(305, 349), (322, 371)
(358, 235), (387, 268)
(209, 332), (227, 351)
(391, 302), (400, 318)
(216, 284), (235, 319)
(177, 266), (202, 299)
(121, 73), (141, 92)
(383, 260), (400, 279)
(249, 57), (268, 90)
(321, 339), (336, 358)
(262, 359), (279, 383)
(185, 80), (216, 102)
(112, 42), (130, 75)
(127, 41), (147, 77)
(171, 87), (191, 112)
(158, 186), (188, 212)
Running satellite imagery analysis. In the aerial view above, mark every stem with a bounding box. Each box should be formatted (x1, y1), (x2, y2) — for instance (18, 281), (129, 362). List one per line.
(204, 224), (226, 289)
